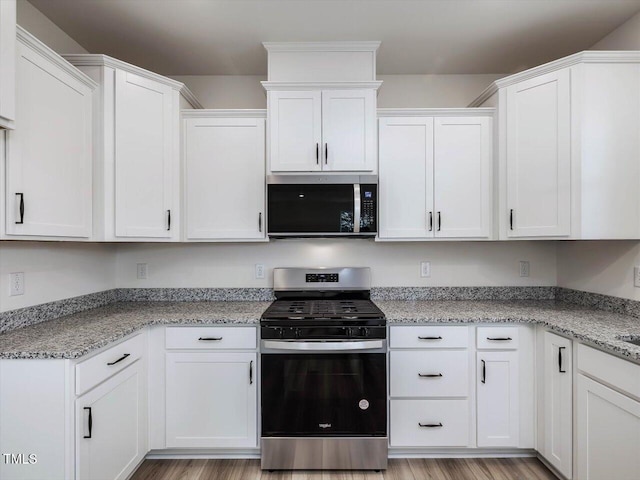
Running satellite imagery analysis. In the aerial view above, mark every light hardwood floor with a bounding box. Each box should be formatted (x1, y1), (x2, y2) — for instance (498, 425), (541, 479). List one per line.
(131, 458), (557, 480)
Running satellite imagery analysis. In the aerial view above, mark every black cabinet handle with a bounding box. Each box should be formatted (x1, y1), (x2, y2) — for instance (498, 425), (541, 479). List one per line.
(418, 336), (442, 340)
(559, 346), (566, 373)
(258, 212), (262, 232)
(167, 209), (171, 231)
(249, 360), (253, 385)
(510, 209), (514, 230)
(437, 212), (441, 231)
(83, 407), (92, 439)
(15, 193), (24, 224)
(316, 143), (319, 164)
(325, 143), (328, 164)
(428, 211), (433, 231)
(481, 359), (486, 384)
(418, 422), (443, 428)
(107, 353), (130, 366)
(418, 373), (443, 378)
(198, 336), (223, 341)
(487, 337), (512, 341)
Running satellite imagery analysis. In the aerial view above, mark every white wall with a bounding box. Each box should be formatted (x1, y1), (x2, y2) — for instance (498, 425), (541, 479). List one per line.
(17, 0), (88, 54)
(115, 241), (557, 289)
(0, 242), (116, 312)
(171, 74), (505, 109)
(590, 11), (640, 50)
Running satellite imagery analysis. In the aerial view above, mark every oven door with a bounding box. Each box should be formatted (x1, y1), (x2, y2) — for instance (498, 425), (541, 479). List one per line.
(261, 352), (386, 437)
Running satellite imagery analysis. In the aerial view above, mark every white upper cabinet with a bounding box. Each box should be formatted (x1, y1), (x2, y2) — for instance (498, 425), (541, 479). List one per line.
(183, 112), (266, 241)
(268, 90), (322, 172)
(505, 70), (571, 237)
(378, 111), (493, 240)
(263, 42), (381, 174)
(0, 0), (15, 129)
(472, 51), (640, 239)
(63, 54), (202, 242)
(5, 28), (95, 239)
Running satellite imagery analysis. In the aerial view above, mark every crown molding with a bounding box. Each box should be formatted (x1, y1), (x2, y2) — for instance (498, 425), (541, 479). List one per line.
(263, 41), (381, 53)
(182, 109), (266, 118)
(377, 107), (495, 117)
(179, 85), (203, 109)
(261, 81), (383, 91)
(17, 27), (98, 91)
(469, 50), (640, 107)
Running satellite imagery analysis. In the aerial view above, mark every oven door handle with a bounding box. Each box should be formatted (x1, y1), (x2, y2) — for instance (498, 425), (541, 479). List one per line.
(261, 339), (384, 352)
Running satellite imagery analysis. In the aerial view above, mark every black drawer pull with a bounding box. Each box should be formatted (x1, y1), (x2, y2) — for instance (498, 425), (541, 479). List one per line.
(418, 422), (443, 428)
(559, 346), (566, 373)
(15, 193), (24, 224)
(83, 407), (92, 438)
(107, 353), (130, 366)
(249, 360), (253, 385)
(481, 359), (486, 384)
(418, 373), (443, 378)
(487, 337), (512, 341)
(418, 336), (442, 340)
(198, 337), (223, 341)
(428, 211), (433, 231)
(167, 209), (171, 231)
(510, 209), (514, 230)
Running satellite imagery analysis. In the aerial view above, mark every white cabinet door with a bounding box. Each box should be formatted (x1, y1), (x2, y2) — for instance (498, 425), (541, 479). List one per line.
(76, 361), (147, 480)
(506, 69), (571, 237)
(378, 117), (434, 239)
(114, 70), (175, 238)
(268, 90), (321, 172)
(477, 351), (519, 447)
(6, 37), (92, 237)
(576, 374), (640, 480)
(166, 352), (257, 448)
(542, 332), (572, 478)
(434, 117), (491, 238)
(0, 0), (15, 129)
(322, 89), (376, 172)
(184, 117), (265, 240)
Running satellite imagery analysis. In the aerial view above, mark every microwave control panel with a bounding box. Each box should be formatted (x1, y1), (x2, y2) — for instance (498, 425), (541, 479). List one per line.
(360, 184), (377, 232)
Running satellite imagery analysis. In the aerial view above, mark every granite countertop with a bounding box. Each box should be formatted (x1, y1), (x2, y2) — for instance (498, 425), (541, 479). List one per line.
(0, 301), (271, 360)
(377, 300), (640, 363)
(1, 299), (640, 363)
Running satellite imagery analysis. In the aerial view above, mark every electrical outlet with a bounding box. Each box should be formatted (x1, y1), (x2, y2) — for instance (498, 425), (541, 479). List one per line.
(10, 272), (24, 296)
(634, 266), (640, 287)
(519, 261), (530, 278)
(420, 261), (431, 278)
(136, 263), (148, 280)
(255, 264), (265, 279)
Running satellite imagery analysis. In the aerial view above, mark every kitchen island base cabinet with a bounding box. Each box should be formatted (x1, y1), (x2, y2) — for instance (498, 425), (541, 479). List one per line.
(165, 352), (257, 448)
(76, 361), (147, 480)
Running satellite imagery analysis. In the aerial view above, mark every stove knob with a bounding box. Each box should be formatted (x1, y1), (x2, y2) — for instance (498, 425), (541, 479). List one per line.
(294, 328), (300, 339)
(360, 327), (369, 337)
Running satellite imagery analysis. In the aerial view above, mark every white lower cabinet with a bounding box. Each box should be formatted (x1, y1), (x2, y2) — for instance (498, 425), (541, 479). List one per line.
(76, 361), (147, 480)
(165, 351), (257, 448)
(476, 351), (519, 447)
(391, 399), (469, 447)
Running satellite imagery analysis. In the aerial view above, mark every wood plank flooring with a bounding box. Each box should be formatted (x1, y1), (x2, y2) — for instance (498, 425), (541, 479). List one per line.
(131, 458), (557, 480)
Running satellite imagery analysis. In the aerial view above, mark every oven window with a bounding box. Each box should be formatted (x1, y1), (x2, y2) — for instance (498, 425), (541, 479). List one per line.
(261, 353), (386, 437)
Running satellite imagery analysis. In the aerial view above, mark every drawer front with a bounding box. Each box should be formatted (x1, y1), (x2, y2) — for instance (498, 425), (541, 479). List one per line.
(477, 326), (519, 349)
(390, 326), (469, 349)
(165, 326), (257, 350)
(390, 350), (469, 398)
(390, 399), (469, 447)
(76, 333), (146, 395)
(577, 344), (640, 399)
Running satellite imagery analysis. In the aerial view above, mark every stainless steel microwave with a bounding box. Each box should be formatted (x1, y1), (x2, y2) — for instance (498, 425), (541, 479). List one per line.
(267, 176), (377, 238)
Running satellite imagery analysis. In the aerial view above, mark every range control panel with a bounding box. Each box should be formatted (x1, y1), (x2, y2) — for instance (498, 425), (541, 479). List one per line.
(306, 273), (339, 283)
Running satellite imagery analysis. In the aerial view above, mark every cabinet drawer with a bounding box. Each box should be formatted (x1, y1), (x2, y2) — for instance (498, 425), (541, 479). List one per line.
(390, 350), (469, 397)
(577, 344), (640, 399)
(165, 326), (257, 350)
(390, 399), (469, 447)
(76, 333), (146, 395)
(477, 326), (519, 349)
(390, 326), (469, 349)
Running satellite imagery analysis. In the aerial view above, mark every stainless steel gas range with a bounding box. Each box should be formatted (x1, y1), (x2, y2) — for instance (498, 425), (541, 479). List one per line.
(260, 267), (387, 471)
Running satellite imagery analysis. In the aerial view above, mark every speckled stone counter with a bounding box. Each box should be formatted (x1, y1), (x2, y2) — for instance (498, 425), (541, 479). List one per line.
(0, 301), (270, 360)
(377, 300), (640, 363)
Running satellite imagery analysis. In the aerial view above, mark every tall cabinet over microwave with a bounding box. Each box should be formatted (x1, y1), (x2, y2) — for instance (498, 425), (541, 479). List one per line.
(262, 42), (382, 175)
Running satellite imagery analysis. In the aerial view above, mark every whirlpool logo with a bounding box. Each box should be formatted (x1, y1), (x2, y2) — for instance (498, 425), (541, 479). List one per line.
(318, 423), (332, 429)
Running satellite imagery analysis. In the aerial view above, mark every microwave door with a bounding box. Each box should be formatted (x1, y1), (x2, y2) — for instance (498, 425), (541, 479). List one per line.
(268, 184), (356, 234)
